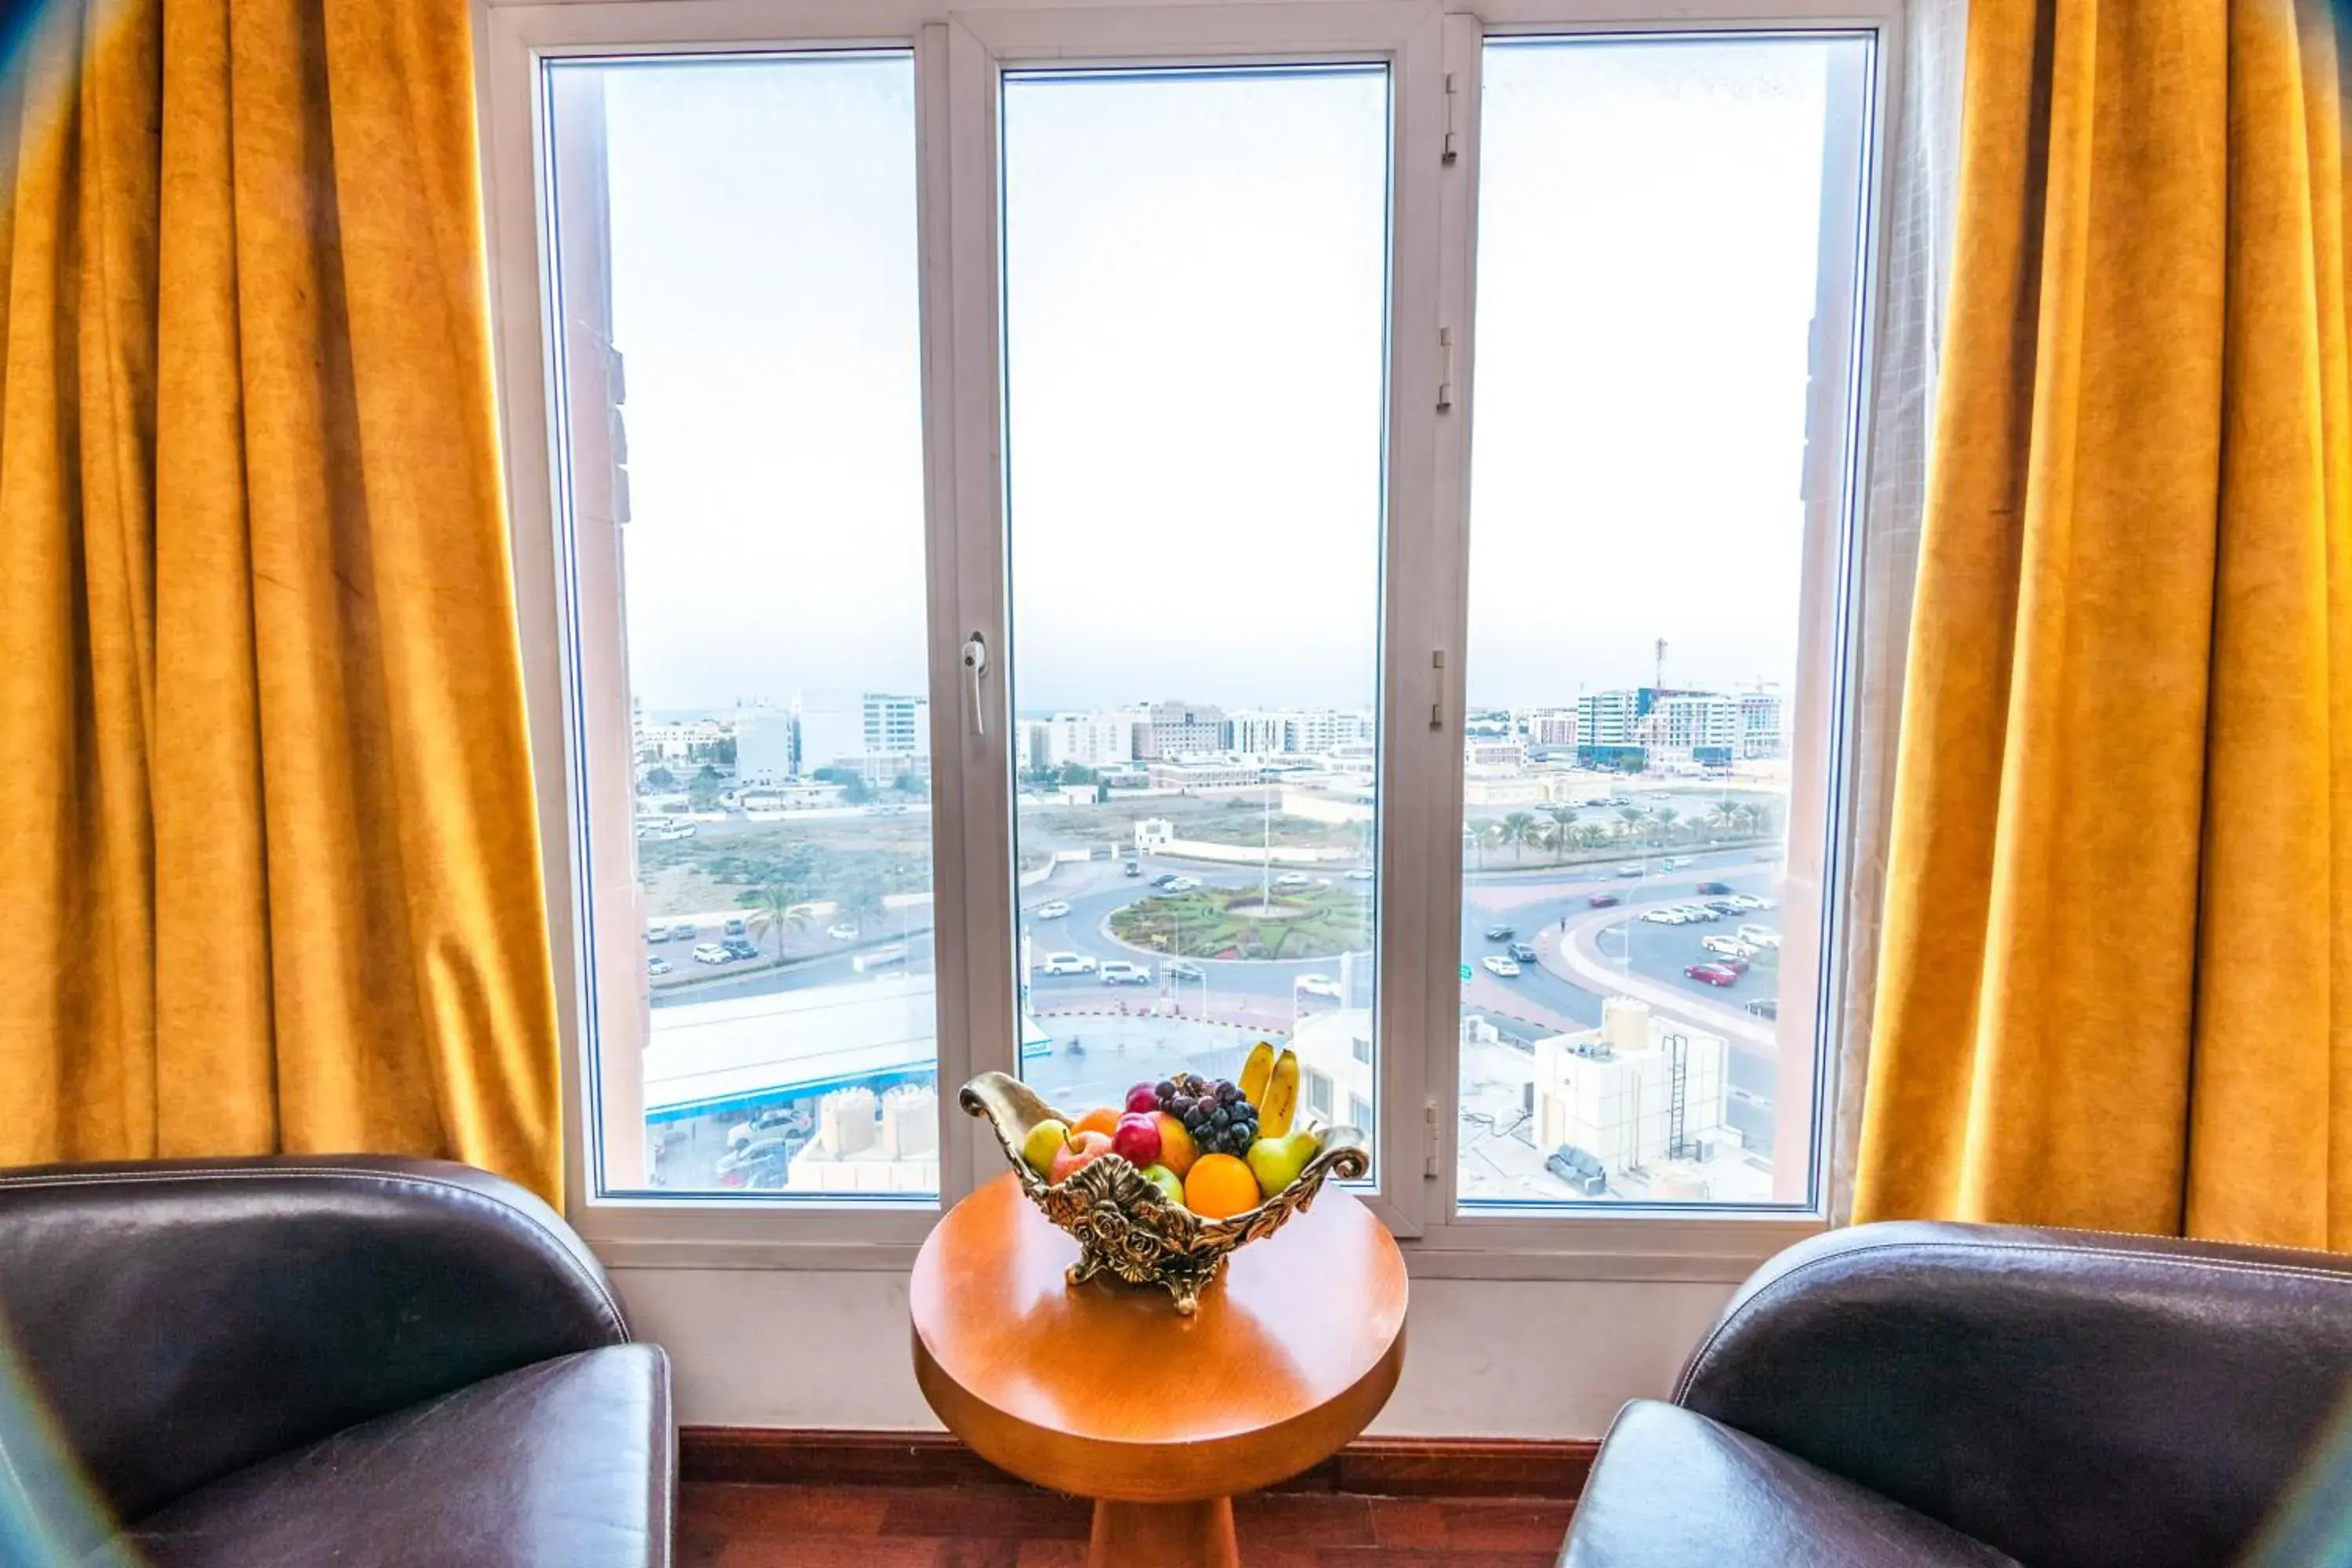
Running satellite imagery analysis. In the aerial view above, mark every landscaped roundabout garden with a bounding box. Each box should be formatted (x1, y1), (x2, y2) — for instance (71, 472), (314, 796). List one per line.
(1107, 882), (1370, 962)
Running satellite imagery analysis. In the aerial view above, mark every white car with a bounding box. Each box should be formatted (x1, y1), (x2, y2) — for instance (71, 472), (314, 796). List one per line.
(647, 955), (673, 976)
(1481, 955), (1522, 978)
(1099, 960), (1152, 985)
(1033, 900), (1072, 919)
(691, 942), (731, 965)
(827, 921), (858, 941)
(1702, 935), (1759, 960)
(1614, 863), (1645, 878)
(1736, 924), (1782, 949)
(1726, 894), (1766, 912)
(1675, 904), (1722, 922)
(1642, 908), (1691, 925)
(1345, 867), (1375, 880)
(1040, 952), (1095, 975)
(1165, 877), (1201, 893)
(1273, 873), (1312, 890)
(1296, 975), (1343, 1000)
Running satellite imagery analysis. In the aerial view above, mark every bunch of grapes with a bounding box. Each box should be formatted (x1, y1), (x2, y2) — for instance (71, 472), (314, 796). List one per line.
(1156, 1073), (1258, 1159)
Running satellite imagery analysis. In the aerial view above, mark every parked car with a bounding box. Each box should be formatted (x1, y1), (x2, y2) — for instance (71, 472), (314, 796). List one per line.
(1166, 877), (1201, 893)
(721, 939), (758, 960)
(1587, 891), (1622, 908)
(1040, 951), (1095, 975)
(1274, 872), (1312, 890)
(645, 923), (671, 944)
(827, 921), (858, 941)
(1483, 924), (1515, 941)
(1702, 935), (1759, 960)
(647, 955), (673, 976)
(1123, 861), (1143, 877)
(1296, 974), (1343, 1000)
(1684, 961), (1740, 987)
(1697, 880), (1733, 895)
(1099, 960), (1152, 985)
(1164, 959), (1205, 981)
(1481, 955), (1522, 978)
(722, 917), (747, 938)
(1712, 956), (1751, 976)
(714, 1136), (795, 1189)
(1726, 894), (1767, 912)
(1642, 909), (1690, 926)
(1033, 899), (1071, 919)
(1737, 924), (1781, 948)
(1675, 904), (1722, 922)
(1614, 864), (1645, 878)
(728, 1108), (809, 1148)
(1545, 1145), (1608, 1195)
(691, 942), (731, 965)
(1508, 942), (1538, 964)
(1746, 997), (1780, 1020)
(1345, 867), (1376, 880)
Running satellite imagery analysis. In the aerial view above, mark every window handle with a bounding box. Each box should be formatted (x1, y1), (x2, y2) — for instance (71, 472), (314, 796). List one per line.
(962, 632), (989, 737)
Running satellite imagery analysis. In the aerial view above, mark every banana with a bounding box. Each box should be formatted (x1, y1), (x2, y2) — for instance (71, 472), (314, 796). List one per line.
(1238, 1040), (1276, 1109)
(1261, 1049), (1301, 1138)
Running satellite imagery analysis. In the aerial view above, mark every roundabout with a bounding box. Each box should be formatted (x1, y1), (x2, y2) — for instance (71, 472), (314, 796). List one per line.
(1107, 881), (1370, 963)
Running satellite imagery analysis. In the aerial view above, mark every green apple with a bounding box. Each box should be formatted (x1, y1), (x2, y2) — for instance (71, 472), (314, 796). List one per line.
(1141, 1164), (1185, 1204)
(1022, 1118), (1070, 1176)
(1246, 1128), (1322, 1199)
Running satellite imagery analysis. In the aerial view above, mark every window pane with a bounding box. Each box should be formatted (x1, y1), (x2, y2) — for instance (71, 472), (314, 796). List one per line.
(545, 54), (938, 1197)
(998, 66), (1389, 1158)
(1455, 38), (1871, 1208)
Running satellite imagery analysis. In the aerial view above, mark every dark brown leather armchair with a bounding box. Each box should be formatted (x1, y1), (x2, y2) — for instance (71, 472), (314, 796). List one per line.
(0, 1156), (673, 1568)
(1560, 1221), (2352, 1568)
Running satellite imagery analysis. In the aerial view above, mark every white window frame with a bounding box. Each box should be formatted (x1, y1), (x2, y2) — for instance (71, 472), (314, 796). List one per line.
(478, 0), (1900, 1279)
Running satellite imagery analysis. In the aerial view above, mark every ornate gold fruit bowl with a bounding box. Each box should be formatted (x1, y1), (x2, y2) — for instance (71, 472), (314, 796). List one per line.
(960, 1071), (1370, 1314)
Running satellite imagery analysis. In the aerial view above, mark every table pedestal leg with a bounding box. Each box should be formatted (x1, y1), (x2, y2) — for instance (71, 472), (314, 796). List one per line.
(1087, 1496), (1238, 1568)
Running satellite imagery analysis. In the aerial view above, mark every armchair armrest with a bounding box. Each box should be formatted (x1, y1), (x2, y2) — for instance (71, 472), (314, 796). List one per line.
(0, 1156), (630, 1525)
(1674, 1221), (2352, 1568)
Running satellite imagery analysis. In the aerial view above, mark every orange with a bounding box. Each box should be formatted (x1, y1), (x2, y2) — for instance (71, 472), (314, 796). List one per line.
(1073, 1107), (1121, 1139)
(1152, 1112), (1199, 1178)
(1184, 1153), (1261, 1220)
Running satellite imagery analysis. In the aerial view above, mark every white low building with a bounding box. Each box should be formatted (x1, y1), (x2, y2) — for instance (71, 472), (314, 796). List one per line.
(1531, 997), (1737, 1185)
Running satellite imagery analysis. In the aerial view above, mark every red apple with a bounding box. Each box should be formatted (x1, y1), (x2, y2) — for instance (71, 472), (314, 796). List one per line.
(1111, 1112), (1162, 1170)
(1124, 1082), (1160, 1115)
(1048, 1130), (1114, 1185)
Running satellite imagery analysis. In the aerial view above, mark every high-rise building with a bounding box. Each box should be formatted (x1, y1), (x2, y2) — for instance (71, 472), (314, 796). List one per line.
(734, 706), (795, 786)
(1650, 692), (1739, 757)
(862, 694), (930, 760)
(1517, 707), (1578, 747)
(1577, 689), (1641, 747)
(1737, 687), (1787, 760)
(1134, 700), (1227, 760)
(1041, 709), (1141, 769)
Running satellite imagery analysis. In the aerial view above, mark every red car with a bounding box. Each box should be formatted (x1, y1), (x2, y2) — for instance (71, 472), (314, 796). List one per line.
(1588, 892), (1622, 908)
(1684, 961), (1740, 987)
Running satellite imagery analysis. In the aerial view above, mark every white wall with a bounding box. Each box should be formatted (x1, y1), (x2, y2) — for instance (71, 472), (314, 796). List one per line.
(611, 1267), (1736, 1436)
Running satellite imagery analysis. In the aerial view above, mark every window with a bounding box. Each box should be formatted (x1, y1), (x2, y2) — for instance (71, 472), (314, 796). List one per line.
(999, 65), (1390, 1142)
(495, 1), (1884, 1252)
(1451, 36), (1872, 1208)
(539, 52), (942, 1198)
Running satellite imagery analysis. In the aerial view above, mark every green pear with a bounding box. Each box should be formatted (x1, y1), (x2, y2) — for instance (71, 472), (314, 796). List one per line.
(1246, 1127), (1322, 1198)
(1141, 1164), (1185, 1204)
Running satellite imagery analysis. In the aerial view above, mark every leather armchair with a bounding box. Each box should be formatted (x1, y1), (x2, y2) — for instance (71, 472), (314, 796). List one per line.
(1561, 1221), (2352, 1568)
(0, 1156), (672, 1568)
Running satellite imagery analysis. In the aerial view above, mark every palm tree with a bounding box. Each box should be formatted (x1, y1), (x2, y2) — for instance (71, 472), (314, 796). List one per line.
(741, 881), (811, 959)
(1500, 811), (1539, 862)
(1545, 806), (1580, 863)
(1653, 805), (1680, 844)
(1615, 805), (1646, 838)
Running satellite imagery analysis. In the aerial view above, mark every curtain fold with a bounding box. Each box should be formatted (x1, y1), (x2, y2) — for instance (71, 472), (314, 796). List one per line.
(0, 0), (562, 1203)
(1855, 0), (2352, 1247)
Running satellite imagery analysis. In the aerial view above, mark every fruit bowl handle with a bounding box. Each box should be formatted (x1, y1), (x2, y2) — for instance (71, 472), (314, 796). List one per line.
(958, 1071), (1066, 1159)
(1298, 1124), (1374, 1185)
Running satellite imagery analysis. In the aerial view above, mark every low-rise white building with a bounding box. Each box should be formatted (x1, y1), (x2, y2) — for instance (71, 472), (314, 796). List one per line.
(1531, 997), (1734, 1183)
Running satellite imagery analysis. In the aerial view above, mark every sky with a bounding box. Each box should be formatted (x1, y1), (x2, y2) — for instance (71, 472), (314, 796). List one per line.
(564, 38), (1860, 719)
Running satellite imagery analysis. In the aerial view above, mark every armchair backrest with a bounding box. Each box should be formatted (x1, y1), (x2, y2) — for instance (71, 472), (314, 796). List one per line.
(0, 1156), (629, 1533)
(1675, 1221), (2352, 1568)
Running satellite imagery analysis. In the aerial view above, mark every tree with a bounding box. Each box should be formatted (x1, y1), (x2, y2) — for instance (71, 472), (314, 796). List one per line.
(1501, 811), (1540, 862)
(1653, 805), (1680, 844)
(813, 766), (869, 804)
(740, 882), (811, 958)
(688, 765), (723, 813)
(1057, 762), (1100, 787)
(642, 766), (677, 791)
(892, 771), (925, 797)
(1545, 806), (1580, 863)
(1615, 805), (1646, 838)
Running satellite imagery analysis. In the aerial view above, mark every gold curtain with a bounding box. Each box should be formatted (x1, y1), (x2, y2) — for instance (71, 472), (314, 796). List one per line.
(1855, 0), (2352, 1247)
(0, 0), (562, 1203)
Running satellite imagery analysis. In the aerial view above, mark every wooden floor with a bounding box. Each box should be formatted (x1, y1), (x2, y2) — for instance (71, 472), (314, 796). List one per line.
(678, 1479), (1574, 1566)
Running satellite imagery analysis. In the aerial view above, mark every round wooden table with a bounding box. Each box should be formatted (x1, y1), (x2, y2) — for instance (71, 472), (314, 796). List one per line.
(911, 1172), (1407, 1568)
